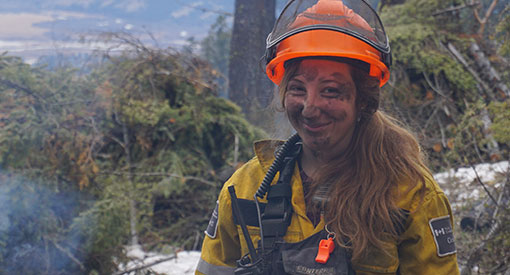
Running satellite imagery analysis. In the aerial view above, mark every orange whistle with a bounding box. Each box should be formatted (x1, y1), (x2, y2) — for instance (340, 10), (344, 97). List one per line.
(315, 237), (335, 264)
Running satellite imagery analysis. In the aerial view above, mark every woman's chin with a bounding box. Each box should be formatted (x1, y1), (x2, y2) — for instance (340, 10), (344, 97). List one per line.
(302, 136), (331, 151)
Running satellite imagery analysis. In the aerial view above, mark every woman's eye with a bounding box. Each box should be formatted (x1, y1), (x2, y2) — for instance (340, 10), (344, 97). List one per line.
(323, 87), (351, 100)
(288, 85), (306, 94)
(322, 88), (341, 97)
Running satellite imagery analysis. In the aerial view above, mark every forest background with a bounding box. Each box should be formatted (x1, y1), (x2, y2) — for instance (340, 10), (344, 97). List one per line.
(1, 0), (509, 274)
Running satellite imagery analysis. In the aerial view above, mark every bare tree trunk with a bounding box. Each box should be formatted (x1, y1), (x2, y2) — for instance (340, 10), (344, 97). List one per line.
(445, 42), (493, 98)
(229, 0), (276, 130)
(122, 123), (138, 246)
(445, 42), (501, 159)
(468, 42), (510, 99)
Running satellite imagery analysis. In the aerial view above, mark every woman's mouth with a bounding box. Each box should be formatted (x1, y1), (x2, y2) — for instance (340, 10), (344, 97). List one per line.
(303, 121), (331, 132)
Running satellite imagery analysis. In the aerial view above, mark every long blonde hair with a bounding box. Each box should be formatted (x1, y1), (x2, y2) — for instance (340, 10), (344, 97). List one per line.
(279, 58), (428, 261)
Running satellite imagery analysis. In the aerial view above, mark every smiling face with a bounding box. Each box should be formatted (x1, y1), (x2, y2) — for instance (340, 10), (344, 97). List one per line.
(284, 59), (358, 161)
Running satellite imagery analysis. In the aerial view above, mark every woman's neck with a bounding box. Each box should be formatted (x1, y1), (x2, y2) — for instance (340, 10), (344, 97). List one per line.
(299, 142), (350, 178)
(300, 146), (327, 179)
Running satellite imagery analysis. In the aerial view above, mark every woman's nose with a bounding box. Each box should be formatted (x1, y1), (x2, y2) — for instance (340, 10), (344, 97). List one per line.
(301, 91), (321, 118)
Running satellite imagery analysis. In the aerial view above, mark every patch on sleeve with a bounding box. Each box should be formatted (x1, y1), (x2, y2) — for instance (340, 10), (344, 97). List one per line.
(205, 200), (219, 239)
(429, 215), (456, 257)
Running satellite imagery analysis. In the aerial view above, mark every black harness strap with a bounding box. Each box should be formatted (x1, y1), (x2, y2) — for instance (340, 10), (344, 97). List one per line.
(260, 146), (301, 251)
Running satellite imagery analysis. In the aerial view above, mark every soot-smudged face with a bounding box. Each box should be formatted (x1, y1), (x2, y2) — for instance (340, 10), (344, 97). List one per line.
(284, 59), (358, 159)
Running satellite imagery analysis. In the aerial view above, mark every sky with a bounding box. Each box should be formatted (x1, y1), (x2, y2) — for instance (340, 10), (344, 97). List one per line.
(0, 0), (235, 64)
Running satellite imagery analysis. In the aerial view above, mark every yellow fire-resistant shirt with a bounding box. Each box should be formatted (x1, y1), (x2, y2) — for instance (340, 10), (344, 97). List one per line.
(196, 140), (460, 274)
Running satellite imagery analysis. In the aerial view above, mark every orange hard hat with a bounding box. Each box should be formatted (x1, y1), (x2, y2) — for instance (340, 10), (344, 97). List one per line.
(265, 0), (391, 87)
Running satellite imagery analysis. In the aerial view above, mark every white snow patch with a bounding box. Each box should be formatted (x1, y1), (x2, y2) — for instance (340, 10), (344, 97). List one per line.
(434, 161), (509, 210)
(120, 245), (200, 275)
(435, 161), (509, 186)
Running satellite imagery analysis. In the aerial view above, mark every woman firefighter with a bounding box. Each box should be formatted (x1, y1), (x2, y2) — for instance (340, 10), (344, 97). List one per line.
(196, 0), (460, 274)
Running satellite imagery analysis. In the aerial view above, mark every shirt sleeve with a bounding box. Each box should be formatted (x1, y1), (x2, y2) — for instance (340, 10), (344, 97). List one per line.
(196, 184), (240, 275)
(397, 190), (460, 275)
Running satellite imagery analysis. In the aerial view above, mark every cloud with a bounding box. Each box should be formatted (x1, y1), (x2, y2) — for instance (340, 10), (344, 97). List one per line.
(53, 11), (102, 19)
(39, 0), (146, 13)
(0, 38), (127, 59)
(98, 0), (147, 13)
(199, 11), (214, 20)
(0, 13), (54, 39)
(97, 21), (109, 27)
(43, 0), (96, 8)
(100, 0), (116, 7)
(169, 39), (190, 46)
(171, 1), (203, 18)
(117, 0), (146, 13)
(0, 40), (29, 50)
(171, 6), (193, 18)
(0, 11), (104, 40)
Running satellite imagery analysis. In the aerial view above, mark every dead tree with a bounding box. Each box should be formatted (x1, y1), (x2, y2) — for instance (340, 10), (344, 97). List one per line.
(229, 0), (276, 129)
(468, 42), (510, 99)
(444, 42), (501, 159)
